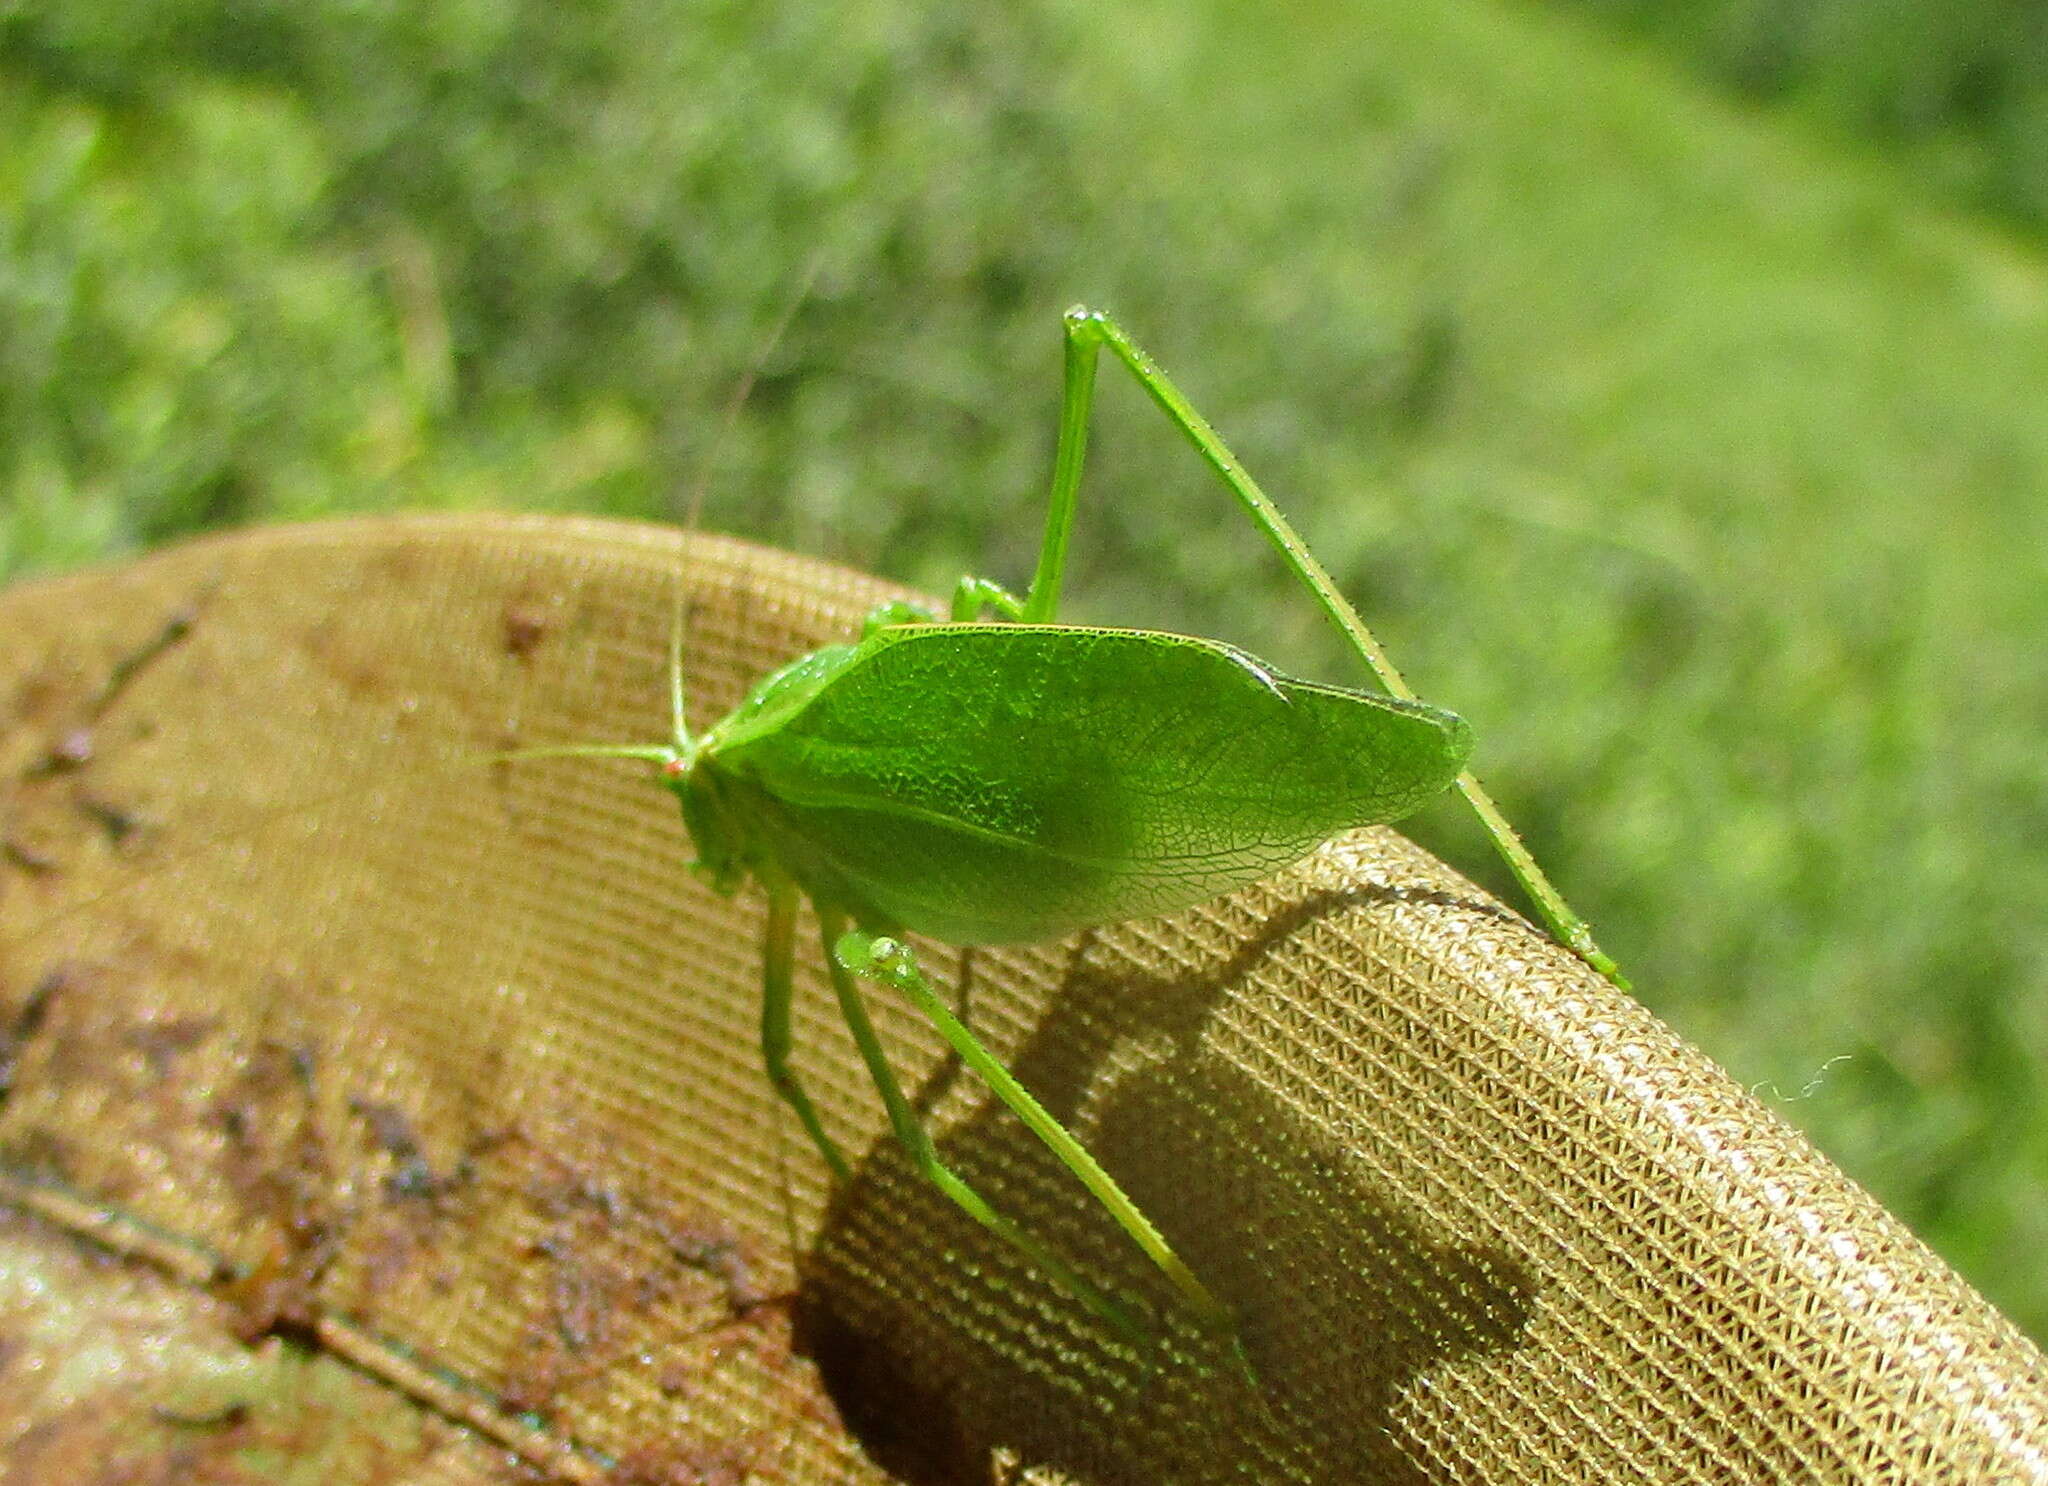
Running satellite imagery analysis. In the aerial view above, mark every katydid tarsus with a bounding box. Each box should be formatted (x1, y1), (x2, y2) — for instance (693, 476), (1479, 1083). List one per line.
(513, 305), (1625, 1347)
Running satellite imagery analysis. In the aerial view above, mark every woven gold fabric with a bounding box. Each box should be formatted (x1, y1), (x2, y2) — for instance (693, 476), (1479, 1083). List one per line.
(1, 514), (2043, 1484)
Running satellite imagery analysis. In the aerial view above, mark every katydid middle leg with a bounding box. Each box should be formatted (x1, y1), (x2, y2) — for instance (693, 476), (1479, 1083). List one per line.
(817, 911), (1153, 1342)
(832, 926), (1233, 1339)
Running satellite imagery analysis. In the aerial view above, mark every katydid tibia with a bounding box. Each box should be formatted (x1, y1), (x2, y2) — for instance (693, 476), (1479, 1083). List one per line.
(524, 306), (1622, 1348)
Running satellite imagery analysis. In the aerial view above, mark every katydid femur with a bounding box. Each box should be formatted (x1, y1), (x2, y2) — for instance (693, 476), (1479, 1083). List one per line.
(526, 307), (1621, 1345)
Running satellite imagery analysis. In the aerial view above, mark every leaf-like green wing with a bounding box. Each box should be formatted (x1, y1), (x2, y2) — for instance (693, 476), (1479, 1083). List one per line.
(709, 624), (1473, 945)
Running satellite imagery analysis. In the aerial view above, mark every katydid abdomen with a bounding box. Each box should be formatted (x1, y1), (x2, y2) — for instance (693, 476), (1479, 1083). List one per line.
(695, 623), (1472, 946)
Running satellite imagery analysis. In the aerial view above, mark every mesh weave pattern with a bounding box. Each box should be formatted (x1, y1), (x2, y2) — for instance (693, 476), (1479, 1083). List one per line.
(0, 515), (2043, 1483)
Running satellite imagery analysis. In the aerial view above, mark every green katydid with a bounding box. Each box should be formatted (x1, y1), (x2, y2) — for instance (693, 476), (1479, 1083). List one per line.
(521, 306), (1623, 1344)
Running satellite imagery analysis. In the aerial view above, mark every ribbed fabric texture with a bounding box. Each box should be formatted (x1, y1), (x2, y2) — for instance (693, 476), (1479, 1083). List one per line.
(1, 516), (2042, 1483)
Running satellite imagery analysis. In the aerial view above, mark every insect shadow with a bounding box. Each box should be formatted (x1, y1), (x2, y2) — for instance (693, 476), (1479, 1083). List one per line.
(799, 880), (1537, 1486)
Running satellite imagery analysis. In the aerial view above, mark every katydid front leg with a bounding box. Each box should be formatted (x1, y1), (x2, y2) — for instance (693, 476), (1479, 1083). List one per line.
(759, 881), (851, 1184)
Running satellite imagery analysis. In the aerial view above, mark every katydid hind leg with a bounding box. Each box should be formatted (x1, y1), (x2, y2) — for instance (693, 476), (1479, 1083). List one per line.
(937, 304), (1098, 626)
(760, 884), (851, 1185)
(1008, 306), (1104, 626)
(1041, 307), (1627, 986)
(816, 912), (1147, 1342)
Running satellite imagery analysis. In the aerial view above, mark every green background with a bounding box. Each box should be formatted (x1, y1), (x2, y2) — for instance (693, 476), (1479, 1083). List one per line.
(4, 1), (2045, 1340)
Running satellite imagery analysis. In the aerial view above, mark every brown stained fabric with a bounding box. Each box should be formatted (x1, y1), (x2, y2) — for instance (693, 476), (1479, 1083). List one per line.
(0, 513), (2042, 1484)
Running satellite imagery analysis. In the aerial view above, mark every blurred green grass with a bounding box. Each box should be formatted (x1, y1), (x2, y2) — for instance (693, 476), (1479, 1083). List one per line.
(4, 1), (2046, 1339)
(1563, 0), (2048, 227)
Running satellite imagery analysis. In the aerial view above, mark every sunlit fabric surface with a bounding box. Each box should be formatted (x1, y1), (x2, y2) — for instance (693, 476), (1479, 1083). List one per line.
(0, 516), (2042, 1484)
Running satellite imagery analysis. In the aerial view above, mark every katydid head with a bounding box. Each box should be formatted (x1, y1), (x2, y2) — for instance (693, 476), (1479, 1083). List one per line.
(671, 746), (751, 897)
(651, 254), (824, 889)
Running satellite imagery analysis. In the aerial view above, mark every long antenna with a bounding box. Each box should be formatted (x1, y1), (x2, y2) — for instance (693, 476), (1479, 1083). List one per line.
(663, 252), (829, 745)
(672, 252), (829, 532)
